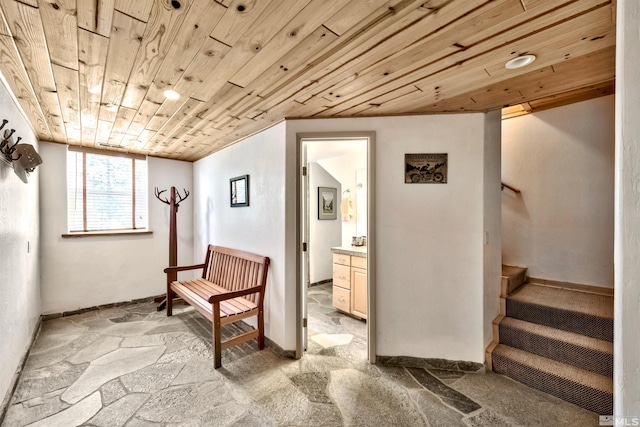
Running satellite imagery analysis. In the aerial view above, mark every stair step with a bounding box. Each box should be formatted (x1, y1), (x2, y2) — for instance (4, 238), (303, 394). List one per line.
(506, 283), (613, 342)
(498, 317), (612, 377)
(501, 265), (527, 296)
(492, 344), (612, 415)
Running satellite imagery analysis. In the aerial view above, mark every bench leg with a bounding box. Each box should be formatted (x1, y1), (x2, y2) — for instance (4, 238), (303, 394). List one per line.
(212, 302), (222, 369)
(258, 308), (265, 350)
(166, 276), (174, 317)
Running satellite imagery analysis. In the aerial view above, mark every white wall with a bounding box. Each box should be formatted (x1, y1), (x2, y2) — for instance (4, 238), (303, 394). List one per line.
(192, 114), (500, 361)
(39, 143), (194, 314)
(288, 114), (501, 363)
(0, 81), (41, 406)
(614, 0), (640, 417)
(502, 96), (615, 288)
(309, 163), (341, 284)
(483, 110), (503, 351)
(193, 123), (293, 349)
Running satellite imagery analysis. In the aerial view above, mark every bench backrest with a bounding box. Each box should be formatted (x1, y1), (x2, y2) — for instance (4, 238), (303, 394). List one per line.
(203, 245), (270, 305)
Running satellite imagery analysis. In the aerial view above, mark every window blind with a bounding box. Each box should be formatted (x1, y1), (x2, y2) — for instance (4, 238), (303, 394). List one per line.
(67, 149), (148, 232)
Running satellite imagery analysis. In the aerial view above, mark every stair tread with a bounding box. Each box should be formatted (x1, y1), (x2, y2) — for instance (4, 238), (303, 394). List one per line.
(502, 264), (527, 278)
(528, 279), (614, 296)
(508, 283), (613, 320)
(493, 344), (612, 393)
(502, 265), (528, 296)
(500, 317), (613, 354)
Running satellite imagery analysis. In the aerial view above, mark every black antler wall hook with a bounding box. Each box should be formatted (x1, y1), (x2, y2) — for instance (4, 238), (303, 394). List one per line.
(0, 127), (22, 161)
(0, 129), (13, 150)
(5, 137), (22, 161)
(3, 128), (15, 141)
(0, 129), (16, 155)
(1, 133), (21, 159)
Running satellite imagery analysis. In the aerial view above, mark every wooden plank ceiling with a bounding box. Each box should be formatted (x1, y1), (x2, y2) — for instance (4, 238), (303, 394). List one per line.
(0, 0), (616, 161)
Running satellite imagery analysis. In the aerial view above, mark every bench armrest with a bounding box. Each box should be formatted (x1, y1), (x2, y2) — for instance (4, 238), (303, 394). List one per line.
(164, 263), (206, 274)
(208, 285), (264, 303)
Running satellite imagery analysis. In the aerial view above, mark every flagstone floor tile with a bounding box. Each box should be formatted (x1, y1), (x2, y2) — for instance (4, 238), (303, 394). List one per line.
(61, 346), (165, 404)
(26, 391), (101, 427)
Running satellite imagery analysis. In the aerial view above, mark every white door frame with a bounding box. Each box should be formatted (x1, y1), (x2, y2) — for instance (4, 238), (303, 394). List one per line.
(295, 131), (376, 363)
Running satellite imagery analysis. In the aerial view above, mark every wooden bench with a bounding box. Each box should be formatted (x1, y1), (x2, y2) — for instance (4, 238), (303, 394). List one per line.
(165, 245), (270, 368)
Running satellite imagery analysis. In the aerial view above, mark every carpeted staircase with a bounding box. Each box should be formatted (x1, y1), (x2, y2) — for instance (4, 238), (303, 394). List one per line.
(486, 265), (613, 415)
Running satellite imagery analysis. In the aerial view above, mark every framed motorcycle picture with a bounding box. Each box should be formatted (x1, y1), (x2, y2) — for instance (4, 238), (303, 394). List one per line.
(404, 153), (448, 184)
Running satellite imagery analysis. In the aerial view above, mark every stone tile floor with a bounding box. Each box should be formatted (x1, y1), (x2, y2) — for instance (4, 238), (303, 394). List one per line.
(2, 283), (599, 426)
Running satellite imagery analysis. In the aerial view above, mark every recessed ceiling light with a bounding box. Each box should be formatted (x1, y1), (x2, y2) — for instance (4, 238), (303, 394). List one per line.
(163, 89), (180, 100)
(505, 54), (536, 70)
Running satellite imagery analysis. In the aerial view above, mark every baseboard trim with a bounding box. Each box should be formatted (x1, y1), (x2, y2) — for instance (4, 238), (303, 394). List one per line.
(42, 295), (163, 321)
(265, 337), (296, 359)
(309, 279), (332, 287)
(377, 355), (485, 373)
(0, 316), (43, 426)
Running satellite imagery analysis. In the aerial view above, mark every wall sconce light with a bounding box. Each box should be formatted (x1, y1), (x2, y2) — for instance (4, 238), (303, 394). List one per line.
(13, 144), (42, 183)
(0, 119), (43, 183)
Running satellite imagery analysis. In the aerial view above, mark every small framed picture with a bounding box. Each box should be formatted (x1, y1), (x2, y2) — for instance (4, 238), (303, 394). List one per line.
(230, 175), (249, 207)
(405, 153), (448, 184)
(318, 187), (337, 220)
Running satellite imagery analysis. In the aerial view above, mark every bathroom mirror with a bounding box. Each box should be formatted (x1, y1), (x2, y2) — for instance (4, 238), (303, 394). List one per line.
(355, 168), (367, 238)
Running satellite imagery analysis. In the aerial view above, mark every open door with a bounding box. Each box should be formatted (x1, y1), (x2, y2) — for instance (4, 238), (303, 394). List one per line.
(297, 132), (376, 363)
(301, 141), (309, 348)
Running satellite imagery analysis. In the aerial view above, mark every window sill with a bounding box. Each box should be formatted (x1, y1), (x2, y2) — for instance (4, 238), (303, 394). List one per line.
(62, 230), (153, 238)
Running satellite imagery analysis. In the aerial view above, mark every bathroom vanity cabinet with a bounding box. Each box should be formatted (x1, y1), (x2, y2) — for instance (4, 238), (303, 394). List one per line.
(331, 247), (367, 320)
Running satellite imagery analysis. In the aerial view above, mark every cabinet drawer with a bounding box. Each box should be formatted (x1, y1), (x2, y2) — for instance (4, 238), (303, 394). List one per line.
(332, 253), (350, 266)
(351, 255), (367, 270)
(333, 286), (350, 313)
(332, 264), (351, 289)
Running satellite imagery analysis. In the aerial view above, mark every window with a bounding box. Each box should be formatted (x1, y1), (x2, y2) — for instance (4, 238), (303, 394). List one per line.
(67, 148), (148, 232)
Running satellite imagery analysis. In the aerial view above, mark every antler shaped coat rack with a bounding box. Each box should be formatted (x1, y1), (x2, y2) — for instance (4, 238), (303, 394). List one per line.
(154, 187), (190, 211)
(154, 186), (190, 311)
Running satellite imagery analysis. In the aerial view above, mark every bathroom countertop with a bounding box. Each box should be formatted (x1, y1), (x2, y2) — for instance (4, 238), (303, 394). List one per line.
(331, 246), (367, 257)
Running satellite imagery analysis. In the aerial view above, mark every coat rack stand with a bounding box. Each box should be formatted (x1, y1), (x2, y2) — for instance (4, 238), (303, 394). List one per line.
(154, 186), (189, 311)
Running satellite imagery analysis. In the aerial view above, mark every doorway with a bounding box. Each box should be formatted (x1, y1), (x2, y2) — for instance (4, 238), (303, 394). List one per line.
(296, 132), (376, 363)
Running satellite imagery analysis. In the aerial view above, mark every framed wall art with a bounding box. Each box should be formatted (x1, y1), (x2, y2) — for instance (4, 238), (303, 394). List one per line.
(318, 187), (337, 220)
(230, 174), (249, 207)
(405, 153), (448, 184)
